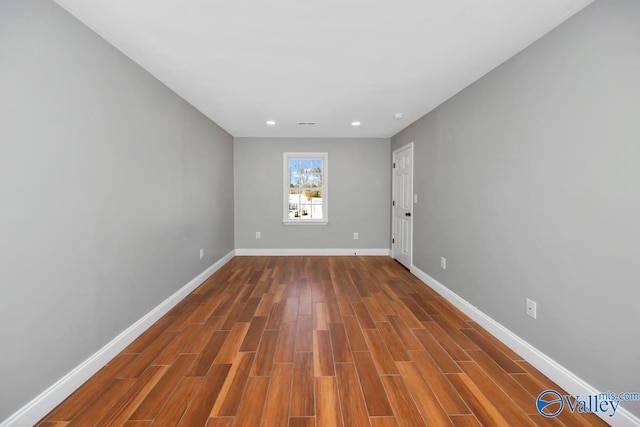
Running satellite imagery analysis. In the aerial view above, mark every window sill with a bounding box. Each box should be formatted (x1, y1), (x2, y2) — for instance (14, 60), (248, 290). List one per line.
(283, 220), (329, 226)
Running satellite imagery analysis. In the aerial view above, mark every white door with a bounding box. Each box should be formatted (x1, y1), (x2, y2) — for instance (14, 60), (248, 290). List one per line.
(392, 144), (413, 268)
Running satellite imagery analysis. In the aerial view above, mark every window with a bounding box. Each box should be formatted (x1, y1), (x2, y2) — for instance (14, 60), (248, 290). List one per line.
(283, 152), (328, 225)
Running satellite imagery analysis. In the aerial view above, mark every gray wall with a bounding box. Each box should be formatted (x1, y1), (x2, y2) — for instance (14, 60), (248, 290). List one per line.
(0, 0), (234, 420)
(392, 0), (640, 417)
(235, 138), (390, 250)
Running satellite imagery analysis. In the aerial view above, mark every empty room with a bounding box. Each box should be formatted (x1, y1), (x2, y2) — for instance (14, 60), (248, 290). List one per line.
(1, 0), (639, 426)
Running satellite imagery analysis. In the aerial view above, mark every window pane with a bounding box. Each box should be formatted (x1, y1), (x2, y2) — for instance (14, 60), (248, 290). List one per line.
(285, 154), (326, 222)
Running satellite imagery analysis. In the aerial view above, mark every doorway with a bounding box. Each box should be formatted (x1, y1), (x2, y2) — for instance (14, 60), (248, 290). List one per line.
(392, 143), (413, 268)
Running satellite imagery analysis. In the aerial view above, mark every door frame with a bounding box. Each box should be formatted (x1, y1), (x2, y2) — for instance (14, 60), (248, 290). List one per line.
(391, 142), (414, 267)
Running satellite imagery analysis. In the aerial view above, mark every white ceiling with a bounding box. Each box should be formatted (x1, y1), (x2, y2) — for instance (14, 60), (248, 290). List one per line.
(53, 0), (592, 138)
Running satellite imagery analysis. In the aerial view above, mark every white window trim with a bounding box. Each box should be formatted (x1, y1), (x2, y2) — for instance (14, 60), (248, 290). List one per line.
(283, 152), (328, 225)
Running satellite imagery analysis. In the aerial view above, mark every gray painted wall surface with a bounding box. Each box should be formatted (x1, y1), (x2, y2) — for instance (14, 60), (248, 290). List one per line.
(392, 0), (640, 416)
(0, 0), (234, 420)
(234, 138), (390, 250)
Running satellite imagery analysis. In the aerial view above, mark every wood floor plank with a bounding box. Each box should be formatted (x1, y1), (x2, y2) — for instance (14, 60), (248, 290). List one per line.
(381, 376), (426, 427)
(466, 350), (537, 411)
(343, 315), (369, 352)
(326, 298), (342, 323)
(266, 301), (284, 330)
(468, 322), (523, 360)
(274, 321), (297, 363)
(234, 376), (270, 427)
(298, 291), (313, 317)
(329, 322), (353, 363)
(352, 352), (394, 417)
(352, 302), (377, 329)
(255, 292), (275, 317)
(386, 315), (422, 351)
(177, 363), (231, 427)
(94, 365), (168, 427)
(314, 302), (329, 330)
(124, 316), (175, 354)
(151, 377), (202, 427)
(291, 352), (315, 417)
(335, 363), (371, 427)
(376, 322), (411, 361)
(390, 301), (424, 329)
(430, 315), (480, 351)
(447, 373), (510, 427)
(409, 351), (471, 415)
(239, 315), (268, 352)
(66, 379), (136, 426)
(262, 363), (294, 427)
(210, 352), (255, 416)
(295, 316), (314, 352)
(237, 297), (261, 323)
(399, 297), (432, 322)
(449, 415), (482, 427)
(283, 297), (300, 323)
(413, 329), (462, 374)
(429, 300), (472, 326)
(461, 329), (525, 374)
(205, 417), (234, 427)
(213, 322), (250, 364)
(362, 297), (387, 322)
(363, 329), (399, 375)
(373, 291), (397, 316)
(289, 417), (316, 427)
(370, 417), (398, 427)
(423, 322), (472, 362)
(130, 353), (196, 420)
(189, 330), (229, 376)
(458, 361), (537, 426)
(313, 330), (335, 377)
(152, 323), (201, 365)
(395, 361), (452, 426)
(118, 332), (177, 378)
(182, 316), (224, 354)
(251, 329), (279, 376)
(316, 376), (343, 427)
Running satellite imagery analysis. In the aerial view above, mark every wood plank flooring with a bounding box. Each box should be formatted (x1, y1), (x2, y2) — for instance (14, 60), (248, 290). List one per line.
(39, 256), (608, 426)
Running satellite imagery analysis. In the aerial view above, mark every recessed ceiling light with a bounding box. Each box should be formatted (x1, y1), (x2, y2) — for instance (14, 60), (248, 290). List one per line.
(351, 121), (361, 126)
(266, 120), (276, 125)
(393, 113), (404, 120)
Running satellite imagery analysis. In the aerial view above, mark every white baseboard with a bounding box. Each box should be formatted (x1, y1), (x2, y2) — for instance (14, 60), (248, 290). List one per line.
(410, 264), (640, 427)
(1, 250), (235, 427)
(235, 248), (391, 256)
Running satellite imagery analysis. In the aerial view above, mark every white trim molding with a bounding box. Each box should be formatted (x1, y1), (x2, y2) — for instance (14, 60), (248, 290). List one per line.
(235, 248), (391, 256)
(410, 264), (640, 427)
(1, 250), (236, 427)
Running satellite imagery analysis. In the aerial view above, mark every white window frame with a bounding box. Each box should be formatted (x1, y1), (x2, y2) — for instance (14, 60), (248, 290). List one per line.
(283, 152), (328, 225)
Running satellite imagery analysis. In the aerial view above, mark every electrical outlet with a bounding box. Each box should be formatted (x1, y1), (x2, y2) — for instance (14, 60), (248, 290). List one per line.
(256, 231), (261, 239)
(440, 257), (447, 270)
(353, 232), (359, 240)
(199, 248), (204, 260)
(526, 298), (537, 319)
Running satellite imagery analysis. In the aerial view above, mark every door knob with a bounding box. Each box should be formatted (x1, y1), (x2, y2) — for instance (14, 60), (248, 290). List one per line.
(405, 212), (411, 217)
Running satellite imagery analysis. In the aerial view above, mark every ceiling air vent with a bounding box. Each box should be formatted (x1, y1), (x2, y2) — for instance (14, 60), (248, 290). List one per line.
(297, 121), (316, 126)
